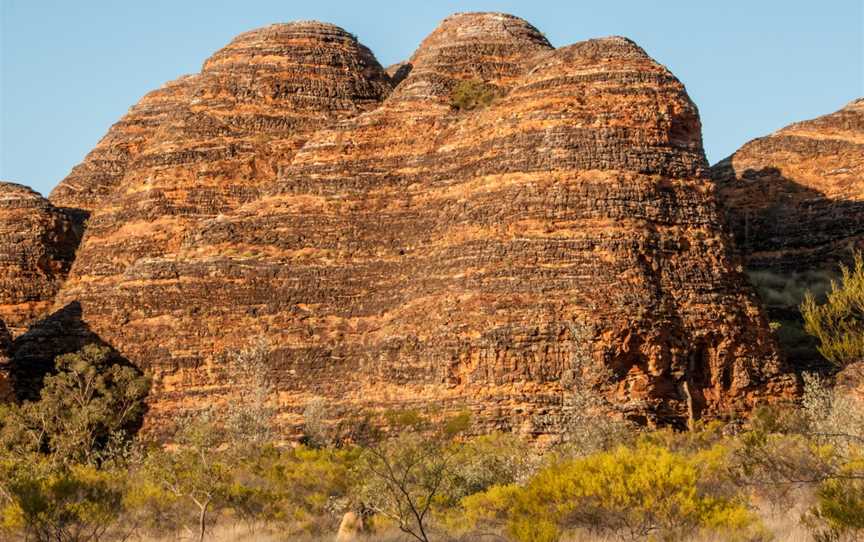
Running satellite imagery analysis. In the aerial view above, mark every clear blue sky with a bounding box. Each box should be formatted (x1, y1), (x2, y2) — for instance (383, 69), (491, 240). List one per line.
(1, 0), (862, 196)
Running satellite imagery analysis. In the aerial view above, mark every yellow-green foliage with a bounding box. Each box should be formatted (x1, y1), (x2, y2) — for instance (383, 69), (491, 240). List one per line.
(450, 79), (499, 111)
(0, 455), (125, 540)
(460, 440), (759, 541)
(807, 476), (864, 541)
(259, 445), (359, 533)
(802, 252), (864, 367)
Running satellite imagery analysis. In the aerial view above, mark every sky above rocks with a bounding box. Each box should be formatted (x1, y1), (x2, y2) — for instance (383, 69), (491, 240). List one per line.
(1, 0), (861, 196)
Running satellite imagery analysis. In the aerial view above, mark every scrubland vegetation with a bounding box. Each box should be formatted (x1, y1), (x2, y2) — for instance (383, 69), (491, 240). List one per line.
(2, 254), (864, 542)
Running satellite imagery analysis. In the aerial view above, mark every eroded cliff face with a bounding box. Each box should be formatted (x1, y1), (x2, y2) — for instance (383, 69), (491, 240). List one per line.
(48, 75), (200, 225)
(15, 13), (794, 438)
(711, 99), (864, 368)
(0, 182), (80, 335)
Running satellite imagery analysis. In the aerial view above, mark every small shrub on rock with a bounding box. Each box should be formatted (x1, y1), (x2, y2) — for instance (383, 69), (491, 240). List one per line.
(450, 79), (499, 111)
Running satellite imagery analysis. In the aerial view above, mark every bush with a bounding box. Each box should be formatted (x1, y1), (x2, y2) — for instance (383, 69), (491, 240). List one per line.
(802, 252), (864, 367)
(259, 445), (360, 535)
(0, 455), (127, 542)
(460, 440), (759, 541)
(806, 477), (864, 542)
(450, 79), (499, 111)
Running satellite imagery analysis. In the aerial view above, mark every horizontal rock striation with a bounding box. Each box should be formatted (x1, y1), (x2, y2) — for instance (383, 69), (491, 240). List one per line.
(26, 13), (793, 438)
(0, 182), (80, 335)
(48, 75), (200, 224)
(58, 21), (393, 289)
(712, 99), (864, 368)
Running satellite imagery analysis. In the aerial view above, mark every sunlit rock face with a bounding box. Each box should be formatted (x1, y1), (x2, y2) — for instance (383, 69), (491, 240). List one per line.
(0, 182), (80, 335)
(712, 98), (864, 369)
(15, 13), (794, 439)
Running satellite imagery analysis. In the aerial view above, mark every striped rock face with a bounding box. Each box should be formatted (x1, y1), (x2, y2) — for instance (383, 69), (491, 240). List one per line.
(0, 182), (80, 335)
(54, 22), (392, 291)
(712, 99), (864, 368)
(48, 75), (200, 225)
(28, 13), (794, 439)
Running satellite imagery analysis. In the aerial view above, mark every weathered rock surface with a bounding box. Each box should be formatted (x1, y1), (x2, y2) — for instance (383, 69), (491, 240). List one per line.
(22, 13), (794, 438)
(55, 22), (392, 290)
(712, 99), (864, 368)
(0, 182), (80, 335)
(48, 75), (200, 224)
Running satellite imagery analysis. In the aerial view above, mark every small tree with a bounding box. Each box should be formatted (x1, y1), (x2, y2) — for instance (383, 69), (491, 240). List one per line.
(802, 252), (864, 367)
(137, 338), (278, 541)
(357, 412), (471, 542)
(0, 344), (150, 465)
(303, 397), (336, 448)
(142, 410), (235, 542)
(225, 337), (275, 446)
(559, 322), (634, 453)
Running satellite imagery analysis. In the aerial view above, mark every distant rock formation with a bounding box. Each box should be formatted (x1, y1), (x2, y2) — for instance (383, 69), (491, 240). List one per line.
(8, 13), (795, 438)
(712, 98), (864, 368)
(0, 182), (80, 335)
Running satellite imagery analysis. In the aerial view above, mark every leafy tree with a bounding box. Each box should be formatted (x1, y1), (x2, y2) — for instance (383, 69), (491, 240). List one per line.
(224, 337), (275, 447)
(133, 337), (279, 541)
(558, 322), (635, 453)
(140, 410), (236, 542)
(303, 397), (336, 448)
(0, 344), (150, 465)
(358, 432), (453, 542)
(802, 252), (864, 367)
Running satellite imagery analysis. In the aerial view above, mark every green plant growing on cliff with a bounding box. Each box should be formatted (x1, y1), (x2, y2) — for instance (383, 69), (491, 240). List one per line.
(0, 344), (150, 465)
(802, 252), (864, 367)
(450, 79), (499, 111)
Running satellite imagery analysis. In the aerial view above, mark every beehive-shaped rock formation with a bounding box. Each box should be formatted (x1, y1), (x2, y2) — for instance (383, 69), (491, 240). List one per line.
(28, 13), (794, 437)
(712, 98), (864, 367)
(54, 22), (392, 295)
(0, 182), (80, 335)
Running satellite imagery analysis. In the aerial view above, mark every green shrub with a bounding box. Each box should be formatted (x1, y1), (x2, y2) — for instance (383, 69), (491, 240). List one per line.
(0, 455), (126, 541)
(460, 440), (759, 541)
(802, 252), (864, 367)
(806, 477), (864, 541)
(450, 79), (499, 111)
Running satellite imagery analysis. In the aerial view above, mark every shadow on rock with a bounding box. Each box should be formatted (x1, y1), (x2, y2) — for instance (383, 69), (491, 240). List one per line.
(714, 165), (864, 373)
(9, 301), (141, 403)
